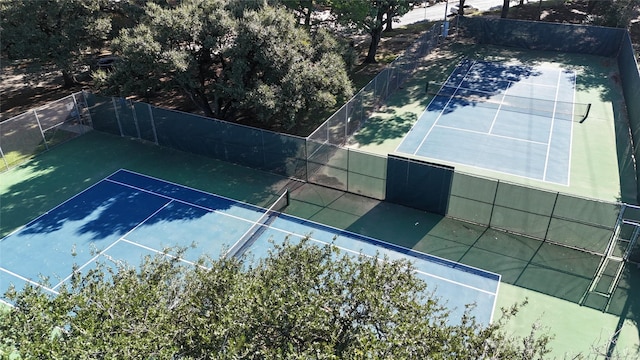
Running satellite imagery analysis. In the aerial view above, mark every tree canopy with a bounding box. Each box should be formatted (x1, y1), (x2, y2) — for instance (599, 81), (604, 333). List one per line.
(586, 0), (639, 28)
(0, 0), (111, 87)
(0, 239), (552, 359)
(331, 0), (414, 63)
(94, 0), (353, 131)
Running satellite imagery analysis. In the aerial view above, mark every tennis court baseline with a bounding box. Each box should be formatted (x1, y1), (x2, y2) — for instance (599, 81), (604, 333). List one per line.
(0, 169), (500, 324)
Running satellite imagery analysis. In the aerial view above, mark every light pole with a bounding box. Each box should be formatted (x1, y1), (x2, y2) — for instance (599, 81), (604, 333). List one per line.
(444, 0), (449, 21)
(442, 0), (450, 38)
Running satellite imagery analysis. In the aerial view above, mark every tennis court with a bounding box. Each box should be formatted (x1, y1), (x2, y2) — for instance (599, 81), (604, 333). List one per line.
(0, 169), (499, 325)
(396, 59), (589, 186)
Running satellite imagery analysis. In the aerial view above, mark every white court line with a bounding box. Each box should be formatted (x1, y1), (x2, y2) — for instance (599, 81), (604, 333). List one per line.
(242, 220), (498, 296)
(433, 124), (548, 146)
(412, 61), (479, 156)
(0, 267), (59, 295)
(542, 70), (563, 182)
(488, 82), (511, 134)
(0, 171), (120, 242)
(566, 71), (577, 186)
(52, 199), (175, 290)
(105, 178), (260, 228)
(106, 170), (285, 226)
(394, 59), (473, 154)
(294, 230), (495, 295)
(118, 238), (204, 269)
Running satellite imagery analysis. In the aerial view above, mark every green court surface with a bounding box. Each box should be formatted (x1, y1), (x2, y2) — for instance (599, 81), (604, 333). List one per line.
(1, 131), (639, 357)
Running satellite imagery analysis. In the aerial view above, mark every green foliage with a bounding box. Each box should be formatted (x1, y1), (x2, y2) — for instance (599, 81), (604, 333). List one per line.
(586, 0), (639, 29)
(0, 0), (112, 87)
(330, 0), (414, 63)
(96, 0), (353, 131)
(0, 239), (553, 359)
(279, 0), (333, 28)
(227, 7), (353, 129)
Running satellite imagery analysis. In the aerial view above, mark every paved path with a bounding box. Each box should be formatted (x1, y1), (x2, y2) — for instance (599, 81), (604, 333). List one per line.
(398, 0), (504, 25)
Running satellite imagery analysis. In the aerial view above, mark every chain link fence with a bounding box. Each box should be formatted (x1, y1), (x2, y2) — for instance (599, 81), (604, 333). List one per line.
(0, 92), (91, 172)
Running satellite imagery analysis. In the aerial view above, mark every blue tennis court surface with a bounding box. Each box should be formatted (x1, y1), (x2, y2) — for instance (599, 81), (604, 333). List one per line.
(0, 169), (500, 324)
(397, 59), (579, 185)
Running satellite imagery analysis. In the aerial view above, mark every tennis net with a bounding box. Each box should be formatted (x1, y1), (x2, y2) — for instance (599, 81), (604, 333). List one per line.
(426, 82), (591, 123)
(225, 189), (290, 258)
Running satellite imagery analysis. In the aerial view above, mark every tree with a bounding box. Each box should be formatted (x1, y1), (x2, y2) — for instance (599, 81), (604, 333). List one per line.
(458, 0), (467, 16)
(331, 0), (413, 63)
(0, 239), (553, 358)
(225, 6), (353, 129)
(0, 0), (111, 87)
(384, 0), (415, 32)
(280, 0), (330, 28)
(95, 0), (352, 130)
(586, 0), (639, 28)
(501, 0), (510, 18)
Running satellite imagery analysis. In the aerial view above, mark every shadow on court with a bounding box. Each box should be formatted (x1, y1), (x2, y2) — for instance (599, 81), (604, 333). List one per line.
(353, 110), (416, 146)
(0, 131), (285, 239)
(310, 189), (639, 327)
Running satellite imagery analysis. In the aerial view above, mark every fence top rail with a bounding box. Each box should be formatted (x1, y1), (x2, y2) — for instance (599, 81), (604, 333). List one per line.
(306, 139), (389, 159)
(99, 95), (308, 142)
(451, 165), (621, 207)
(465, 16), (628, 33)
(1, 92), (84, 124)
(622, 203), (640, 211)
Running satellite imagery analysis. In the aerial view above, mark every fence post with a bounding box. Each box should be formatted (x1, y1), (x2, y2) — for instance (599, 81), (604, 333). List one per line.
(544, 192), (561, 242)
(111, 97), (124, 137)
(32, 109), (49, 151)
(148, 104), (159, 145)
(0, 142), (8, 169)
(130, 100), (141, 139)
(79, 91), (94, 128)
(72, 92), (87, 133)
(344, 101), (349, 141)
(488, 180), (499, 227)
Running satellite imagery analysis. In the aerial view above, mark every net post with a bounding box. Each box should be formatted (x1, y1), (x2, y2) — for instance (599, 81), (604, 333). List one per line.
(284, 188), (290, 207)
(579, 103), (592, 123)
(225, 189), (290, 259)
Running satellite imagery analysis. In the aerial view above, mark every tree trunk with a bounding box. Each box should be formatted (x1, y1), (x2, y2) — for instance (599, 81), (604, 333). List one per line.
(538, 0), (543, 19)
(458, 0), (466, 16)
(587, 0), (598, 13)
(365, 27), (382, 63)
(304, 6), (311, 28)
(187, 88), (215, 118)
(61, 69), (78, 88)
(365, 7), (386, 64)
(501, 0), (510, 18)
(384, 8), (393, 32)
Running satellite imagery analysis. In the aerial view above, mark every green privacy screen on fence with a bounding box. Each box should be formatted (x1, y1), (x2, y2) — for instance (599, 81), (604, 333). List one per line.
(458, 17), (624, 57)
(617, 31), (640, 201)
(385, 155), (453, 216)
(86, 94), (308, 180)
(447, 171), (618, 254)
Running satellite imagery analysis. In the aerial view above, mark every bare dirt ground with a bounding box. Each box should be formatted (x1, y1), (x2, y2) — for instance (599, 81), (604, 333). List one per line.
(1, 3), (638, 124)
(0, 62), (87, 121)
